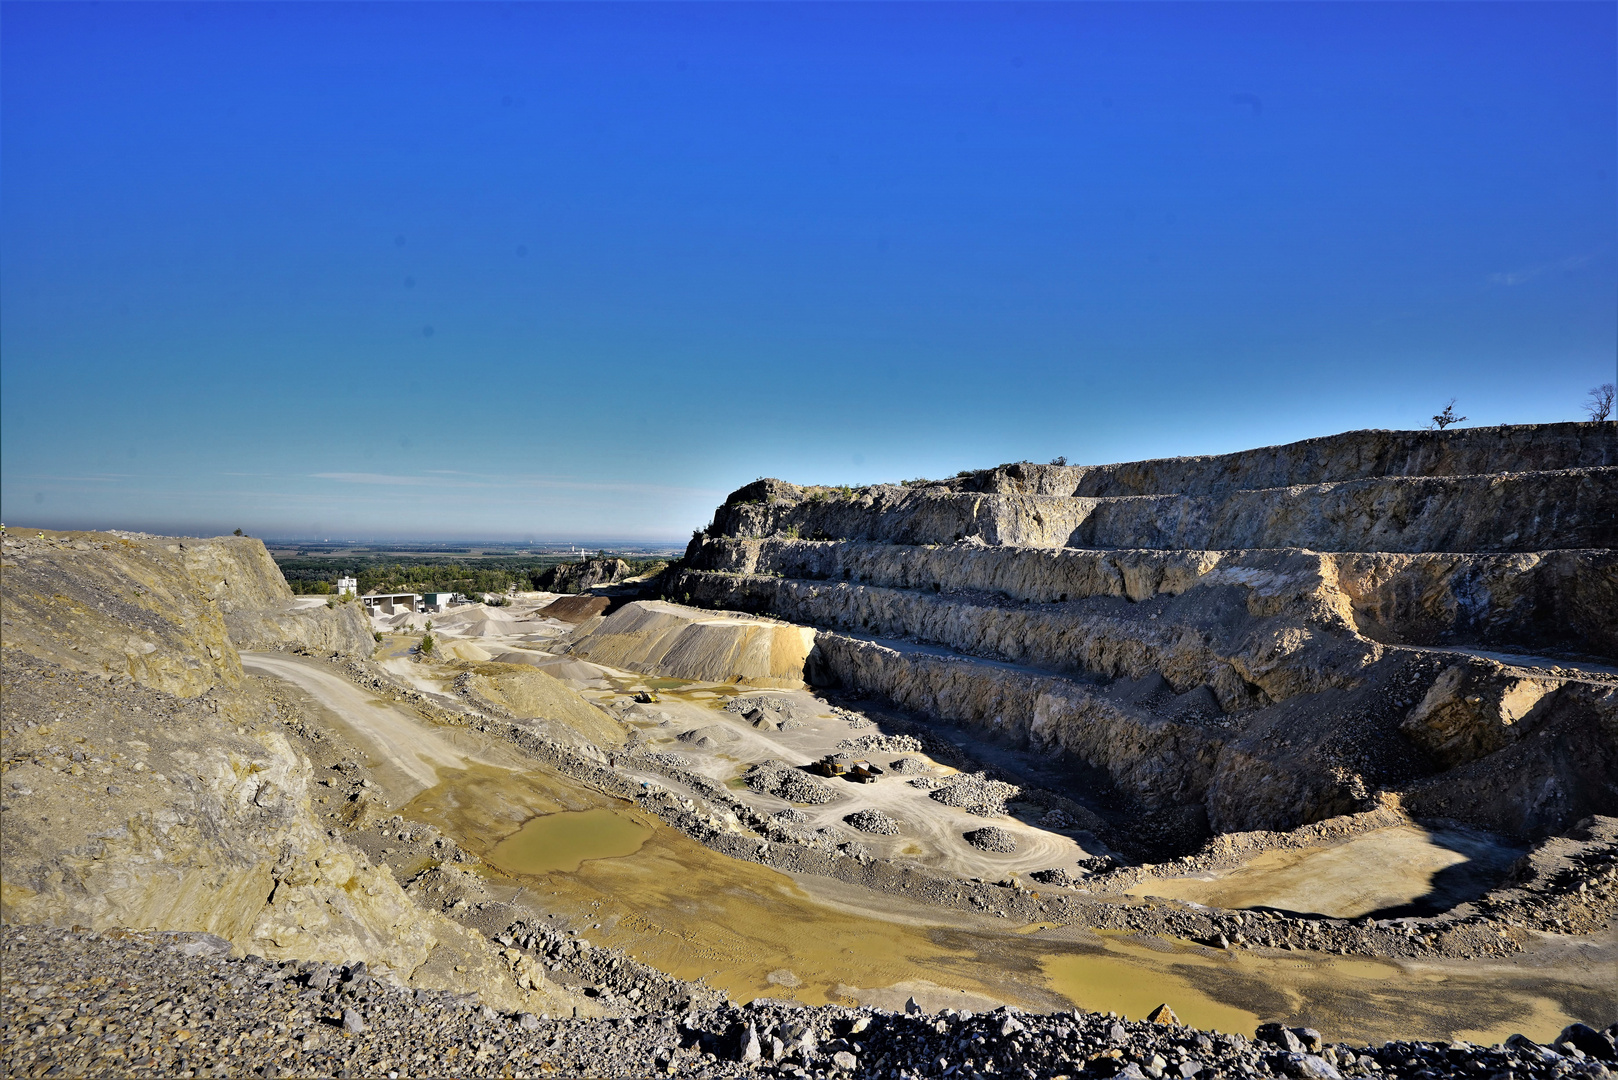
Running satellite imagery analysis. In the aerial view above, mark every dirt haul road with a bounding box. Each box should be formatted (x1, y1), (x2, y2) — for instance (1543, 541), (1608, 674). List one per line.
(242, 651), (511, 795)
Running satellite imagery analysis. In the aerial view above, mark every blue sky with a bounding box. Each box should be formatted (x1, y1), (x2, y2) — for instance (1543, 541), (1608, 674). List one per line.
(3, 2), (1613, 540)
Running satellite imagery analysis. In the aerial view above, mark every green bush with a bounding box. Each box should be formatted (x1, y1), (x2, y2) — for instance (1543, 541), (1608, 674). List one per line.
(419, 633), (435, 654)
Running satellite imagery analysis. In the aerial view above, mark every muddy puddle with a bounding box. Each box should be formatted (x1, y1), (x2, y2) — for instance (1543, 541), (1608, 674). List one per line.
(488, 809), (651, 874)
(401, 763), (1603, 1044)
(1126, 826), (1525, 918)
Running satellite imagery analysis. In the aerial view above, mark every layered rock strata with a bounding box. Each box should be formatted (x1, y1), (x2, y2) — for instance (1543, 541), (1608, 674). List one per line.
(677, 424), (1618, 843)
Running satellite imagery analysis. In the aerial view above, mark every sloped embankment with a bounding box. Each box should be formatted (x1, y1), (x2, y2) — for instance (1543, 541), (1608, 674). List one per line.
(676, 423), (1618, 846)
(560, 600), (816, 688)
(0, 530), (562, 1012)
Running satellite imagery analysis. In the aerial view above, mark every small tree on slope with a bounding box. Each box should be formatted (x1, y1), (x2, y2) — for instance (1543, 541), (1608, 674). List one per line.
(1431, 400), (1467, 429)
(1585, 382), (1616, 422)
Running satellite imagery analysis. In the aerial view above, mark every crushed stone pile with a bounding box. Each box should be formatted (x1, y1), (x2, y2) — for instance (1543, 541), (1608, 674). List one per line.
(837, 733), (923, 754)
(725, 695), (813, 730)
(1029, 867), (1076, 887)
(964, 827), (1018, 853)
(638, 751), (692, 769)
(844, 809), (902, 835)
(742, 762), (838, 805)
(677, 725), (740, 749)
(907, 776), (947, 791)
(888, 756), (933, 774)
(929, 772), (1022, 817)
(836, 708), (875, 729)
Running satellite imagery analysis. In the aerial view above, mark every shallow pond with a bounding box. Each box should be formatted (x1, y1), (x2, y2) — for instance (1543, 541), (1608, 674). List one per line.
(403, 765), (1608, 1045)
(489, 808), (651, 874)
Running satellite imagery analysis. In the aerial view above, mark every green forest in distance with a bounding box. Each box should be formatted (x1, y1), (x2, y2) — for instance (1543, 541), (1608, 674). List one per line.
(268, 544), (676, 596)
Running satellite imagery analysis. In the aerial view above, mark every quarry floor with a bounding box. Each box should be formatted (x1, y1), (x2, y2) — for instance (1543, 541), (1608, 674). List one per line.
(240, 638), (1617, 1047)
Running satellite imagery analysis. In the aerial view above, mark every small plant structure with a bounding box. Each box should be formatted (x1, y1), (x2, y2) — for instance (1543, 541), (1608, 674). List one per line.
(425, 619), (433, 632)
(1049, 456), (1067, 466)
(1585, 382), (1616, 422)
(1431, 400), (1467, 429)
(233, 528), (244, 536)
(419, 633), (435, 655)
(372, 630), (383, 642)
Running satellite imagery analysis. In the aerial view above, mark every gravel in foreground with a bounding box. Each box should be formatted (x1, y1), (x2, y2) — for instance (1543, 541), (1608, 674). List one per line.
(5, 926), (1617, 1080)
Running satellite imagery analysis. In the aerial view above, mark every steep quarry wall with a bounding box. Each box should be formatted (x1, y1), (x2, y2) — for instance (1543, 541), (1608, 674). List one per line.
(178, 534), (375, 655)
(0, 531), (552, 1011)
(678, 424), (1618, 842)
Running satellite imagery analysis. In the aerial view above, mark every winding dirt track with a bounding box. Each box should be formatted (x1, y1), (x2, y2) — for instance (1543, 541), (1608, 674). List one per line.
(243, 651), (507, 795)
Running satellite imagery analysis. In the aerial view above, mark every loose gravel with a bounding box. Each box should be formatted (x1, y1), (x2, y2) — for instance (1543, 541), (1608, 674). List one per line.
(964, 826), (1018, 853)
(744, 761), (839, 805)
(930, 773), (1022, 818)
(844, 809), (902, 835)
(7, 925), (1615, 1080)
(836, 733), (923, 754)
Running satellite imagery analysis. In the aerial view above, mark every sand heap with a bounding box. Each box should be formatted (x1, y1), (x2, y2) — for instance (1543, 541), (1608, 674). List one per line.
(560, 600), (815, 688)
(676, 423), (1618, 846)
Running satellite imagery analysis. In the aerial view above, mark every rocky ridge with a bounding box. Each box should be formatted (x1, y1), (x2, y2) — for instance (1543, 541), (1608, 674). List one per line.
(675, 424), (1618, 846)
(0, 529), (579, 1015)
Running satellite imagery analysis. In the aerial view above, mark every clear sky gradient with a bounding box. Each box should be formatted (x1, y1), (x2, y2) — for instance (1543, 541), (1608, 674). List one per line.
(3, 2), (1614, 540)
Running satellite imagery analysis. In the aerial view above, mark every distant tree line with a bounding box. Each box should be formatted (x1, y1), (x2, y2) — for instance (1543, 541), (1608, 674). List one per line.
(276, 554), (674, 596)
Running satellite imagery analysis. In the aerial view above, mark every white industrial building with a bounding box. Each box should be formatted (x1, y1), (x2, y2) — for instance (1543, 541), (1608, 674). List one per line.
(362, 592), (420, 614)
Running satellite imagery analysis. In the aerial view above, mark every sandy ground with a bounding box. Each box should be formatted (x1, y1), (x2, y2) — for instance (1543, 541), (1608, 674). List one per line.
(242, 651), (513, 795)
(1126, 824), (1526, 918)
(608, 684), (1096, 880)
(365, 599), (1095, 879)
(242, 644), (1616, 1044)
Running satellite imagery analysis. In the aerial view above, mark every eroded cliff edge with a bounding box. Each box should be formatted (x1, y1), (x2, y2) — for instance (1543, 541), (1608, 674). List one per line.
(675, 423), (1618, 850)
(0, 530), (570, 1013)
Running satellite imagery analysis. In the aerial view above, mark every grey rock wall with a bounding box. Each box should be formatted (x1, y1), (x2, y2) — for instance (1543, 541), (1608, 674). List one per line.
(681, 425), (1618, 840)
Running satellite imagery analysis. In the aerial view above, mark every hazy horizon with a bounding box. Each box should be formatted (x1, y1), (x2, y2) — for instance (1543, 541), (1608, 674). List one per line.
(4, 2), (1614, 539)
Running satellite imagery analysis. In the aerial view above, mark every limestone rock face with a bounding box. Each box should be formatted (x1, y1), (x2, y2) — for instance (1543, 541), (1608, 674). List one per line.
(0, 530), (551, 1012)
(537, 557), (649, 594)
(1401, 662), (1559, 769)
(681, 424), (1618, 841)
(1, 532), (244, 696)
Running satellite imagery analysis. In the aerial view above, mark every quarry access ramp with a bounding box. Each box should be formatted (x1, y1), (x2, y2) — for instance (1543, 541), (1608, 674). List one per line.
(676, 423), (1618, 847)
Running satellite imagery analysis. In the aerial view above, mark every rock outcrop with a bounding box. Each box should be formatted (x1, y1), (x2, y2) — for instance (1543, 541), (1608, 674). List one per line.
(0, 530), (561, 1012)
(676, 424), (1618, 845)
(537, 557), (651, 594)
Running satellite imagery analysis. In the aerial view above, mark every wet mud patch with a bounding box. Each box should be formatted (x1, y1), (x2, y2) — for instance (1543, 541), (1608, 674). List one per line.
(394, 733), (1607, 1045)
(489, 809), (651, 874)
(1027, 928), (1599, 1045)
(1127, 825), (1525, 918)
(400, 765), (1067, 1010)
